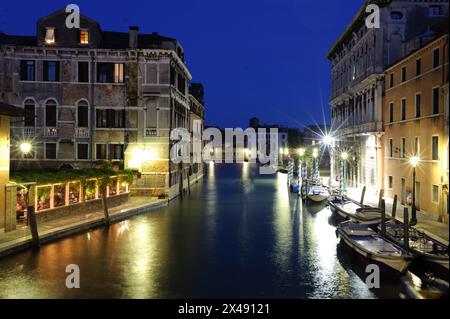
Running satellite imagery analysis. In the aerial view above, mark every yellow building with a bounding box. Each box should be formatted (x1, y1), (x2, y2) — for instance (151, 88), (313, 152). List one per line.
(0, 102), (24, 231)
(383, 35), (449, 223)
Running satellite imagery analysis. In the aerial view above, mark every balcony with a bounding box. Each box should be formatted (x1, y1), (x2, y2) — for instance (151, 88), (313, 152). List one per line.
(145, 128), (158, 137)
(24, 127), (36, 137)
(44, 128), (58, 138)
(75, 127), (90, 138)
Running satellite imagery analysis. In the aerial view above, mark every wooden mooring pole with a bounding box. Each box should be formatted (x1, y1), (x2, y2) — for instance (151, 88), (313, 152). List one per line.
(378, 189), (384, 209)
(360, 186), (366, 206)
(380, 199), (386, 237)
(392, 195), (398, 219)
(27, 205), (40, 249)
(102, 187), (110, 226)
(403, 207), (410, 250)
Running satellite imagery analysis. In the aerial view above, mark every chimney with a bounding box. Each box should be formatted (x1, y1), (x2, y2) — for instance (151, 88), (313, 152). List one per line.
(129, 26), (139, 49)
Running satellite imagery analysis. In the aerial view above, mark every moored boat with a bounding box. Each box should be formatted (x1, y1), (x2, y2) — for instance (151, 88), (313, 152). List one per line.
(380, 220), (449, 278)
(328, 196), (382, 226)
(306, 184), (330, 203)
(337, 221), (413, 273)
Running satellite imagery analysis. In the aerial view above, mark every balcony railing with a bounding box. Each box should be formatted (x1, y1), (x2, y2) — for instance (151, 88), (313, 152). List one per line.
(44, 128), (58, 138)
(75, 127), (90, 138)
(145, 128), (158, 137)
(24, 127), (36, 137)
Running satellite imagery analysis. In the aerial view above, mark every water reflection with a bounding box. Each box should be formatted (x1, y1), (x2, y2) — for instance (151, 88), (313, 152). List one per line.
(0, 164), (401, 298)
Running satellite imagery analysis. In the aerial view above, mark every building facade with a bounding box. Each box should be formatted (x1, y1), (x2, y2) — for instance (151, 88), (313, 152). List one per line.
(327, 0), (448, 193)
(0, 9), (204, 199)
(383, 35), (448, 222)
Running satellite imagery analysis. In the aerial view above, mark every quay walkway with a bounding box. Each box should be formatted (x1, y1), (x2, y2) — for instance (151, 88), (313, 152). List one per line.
(0, 197), (167, 258)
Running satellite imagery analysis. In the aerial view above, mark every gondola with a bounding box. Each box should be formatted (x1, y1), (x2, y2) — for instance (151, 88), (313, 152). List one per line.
(337, 221), (413, 273)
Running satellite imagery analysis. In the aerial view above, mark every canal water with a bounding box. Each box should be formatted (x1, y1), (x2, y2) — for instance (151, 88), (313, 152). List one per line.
(0, 164), (402, 298)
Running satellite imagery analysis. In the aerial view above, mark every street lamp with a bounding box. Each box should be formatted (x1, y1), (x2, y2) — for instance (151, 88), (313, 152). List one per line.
(20, 142), (32, 155)
(410, 156), (420, 226)
(322, 135), (334, 147)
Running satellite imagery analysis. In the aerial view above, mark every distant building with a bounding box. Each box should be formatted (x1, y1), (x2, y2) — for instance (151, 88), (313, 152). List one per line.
(0, 9), (204, 200)
(327, 0), (448, 192)
(383, 34), (448, 222)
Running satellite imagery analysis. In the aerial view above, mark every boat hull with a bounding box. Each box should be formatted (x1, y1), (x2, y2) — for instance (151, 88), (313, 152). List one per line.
(337, 227), (411, 273)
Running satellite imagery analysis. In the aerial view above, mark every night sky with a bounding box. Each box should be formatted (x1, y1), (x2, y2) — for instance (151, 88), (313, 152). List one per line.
(0, 0), (363, 129)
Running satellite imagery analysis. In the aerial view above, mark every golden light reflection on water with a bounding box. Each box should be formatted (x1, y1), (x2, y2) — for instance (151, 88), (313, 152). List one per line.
(273, 172), (292, 273)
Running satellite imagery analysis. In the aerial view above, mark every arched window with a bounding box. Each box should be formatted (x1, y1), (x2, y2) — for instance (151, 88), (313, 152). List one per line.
(45, 99), (57, 127)
(77, 100), (89, 127)
(24, 99), (35, 127)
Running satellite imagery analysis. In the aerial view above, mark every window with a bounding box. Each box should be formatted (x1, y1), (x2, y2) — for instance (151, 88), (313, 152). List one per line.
(401, 99), (406, 120)
(390, 11), (403, 20)
(401, 67), (406, 82)
(433, 48), (440, 68)
(77, 101), (89, 127)
(414, 137), (420, 156)
(96, 109), (125, 128)
(389, 73), (394, 88)
(80, 30), (89, 44)
(45, 27), (55, 44)
(24, 100), (35, 127)
(78, 62), (89, 83)
(170, 66), (176, 86)
(97, 63), (124, 83)
(389, 139), (393, 157)
(400, 137), (406, 158)
(96, 144), (107, 160)
(45, 143), (57, 159)
(432, 136), (439, 161)
(415, 94), (421, 118)
(432, 87), (439, 114)
(389, 102), (394, 123)
(77, 143), (89, 160)
(20, 60), (35, 81)
(109, 144), (124, 160)
(177, 74), (186, 95)
(43, 61), (60, 82)
(45, 100), (57, 127)
(388, 176), (393, 189)
(415, 59), (421, 76)
(432, 185), (439, 203)
(429, 5), (442, 16)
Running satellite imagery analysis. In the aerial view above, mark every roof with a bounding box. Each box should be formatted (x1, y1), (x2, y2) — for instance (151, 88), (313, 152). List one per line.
(0, 102), (24, 117)
(326, 0), (391, 59)
(0, 32), (36, 46)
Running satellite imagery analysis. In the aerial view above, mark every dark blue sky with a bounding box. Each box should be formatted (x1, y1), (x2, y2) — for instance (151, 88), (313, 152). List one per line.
(0, 0), (363, 128)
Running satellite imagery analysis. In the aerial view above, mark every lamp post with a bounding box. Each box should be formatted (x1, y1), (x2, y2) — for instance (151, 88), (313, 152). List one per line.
(410, 156), (420, 226)
(340, 152), (349, 194)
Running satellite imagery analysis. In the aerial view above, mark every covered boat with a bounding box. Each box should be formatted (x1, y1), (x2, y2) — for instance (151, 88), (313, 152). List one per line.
(381, 220), (449, 278)
(306, 184), (330, 203)
(337, 221), (413, 273)
(328, 196), (382, 226)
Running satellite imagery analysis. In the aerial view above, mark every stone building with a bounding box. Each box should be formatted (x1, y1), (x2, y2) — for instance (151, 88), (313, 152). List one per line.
(0, 9), (203, 199)
(383, 34), (448, 222)
(327, 0), (448, 193)
(0, 103), (24, 232)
